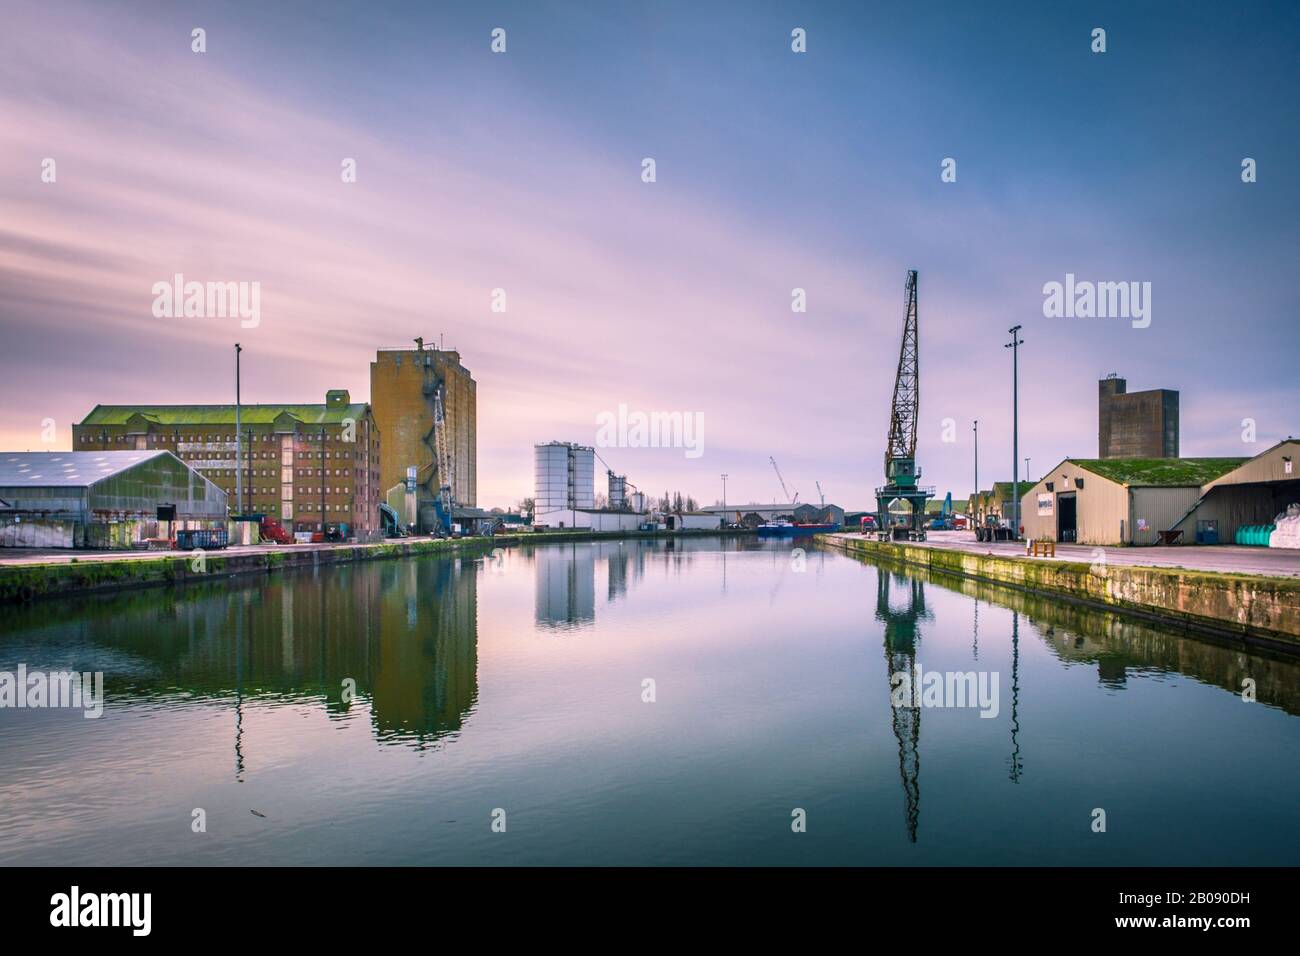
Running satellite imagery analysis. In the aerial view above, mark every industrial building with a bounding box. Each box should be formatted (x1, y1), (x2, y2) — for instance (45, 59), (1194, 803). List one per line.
(968, 483), (1018, 526)
(695, 503), (800, 522)
(1098, 374), (1179, 459)
(1168, 439), (1300, 545)
(370, 340), (477, 533)
(74, 390), (381, 539)
(1019, 456), (1248, 546)
(0, 451), (227, 548)
(534, 441), (629, 530)
(532, 441), (655, 530)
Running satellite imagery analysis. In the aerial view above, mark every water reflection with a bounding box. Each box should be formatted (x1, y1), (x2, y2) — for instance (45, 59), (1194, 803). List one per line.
(531, 537), (711, 628)
(1008, 611), (1023, 783)
(0, 556), (479, 753)
(536, 543), (596, 629)
(852, 547), (1300, 718)
(0, 538), (1297, 866)
(876, 571), (929, 843)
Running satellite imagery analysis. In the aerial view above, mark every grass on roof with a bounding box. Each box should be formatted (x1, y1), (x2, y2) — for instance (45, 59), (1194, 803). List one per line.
(1073, 457), (1247, 486)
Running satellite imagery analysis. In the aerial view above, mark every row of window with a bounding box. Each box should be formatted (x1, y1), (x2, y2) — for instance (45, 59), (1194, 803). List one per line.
(77, 433), (377, 453)
(202, 473), (377, 486)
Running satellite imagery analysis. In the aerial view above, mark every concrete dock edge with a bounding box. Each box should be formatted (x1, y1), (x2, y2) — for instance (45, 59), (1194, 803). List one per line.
(0, 529), (746, 605)
(818, 533), (1300, 654)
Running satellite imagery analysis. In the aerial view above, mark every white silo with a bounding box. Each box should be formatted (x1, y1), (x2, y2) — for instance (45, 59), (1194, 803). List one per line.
(608, 473), (627, 510)
(534, 442), (570, 513)
(534, 441), (595, 511)
(569, 444), (595, 510)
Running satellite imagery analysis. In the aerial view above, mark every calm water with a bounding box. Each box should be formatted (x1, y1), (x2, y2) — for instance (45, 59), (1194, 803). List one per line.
(1, 536), (1297, 866)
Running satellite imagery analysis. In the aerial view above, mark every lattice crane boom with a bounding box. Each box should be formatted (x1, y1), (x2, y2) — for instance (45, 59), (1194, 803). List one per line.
(770, 456), (797, 504)
(885, 270), (920, 475)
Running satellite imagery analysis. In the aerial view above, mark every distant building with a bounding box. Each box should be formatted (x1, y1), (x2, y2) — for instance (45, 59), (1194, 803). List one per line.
(792, 503), (845, 527)
(74, 391), (380, 538)
(0, 451), (226, 548)
(969, 484), (1015, 526)
(695, 503), (800, 522)
(1098, 374), (1179, 459)
(371, 341), (477, 530)
(667, 512), (723, 531)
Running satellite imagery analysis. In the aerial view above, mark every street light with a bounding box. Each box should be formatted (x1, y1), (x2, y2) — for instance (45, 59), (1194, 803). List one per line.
(1005, 326), (1024, 540)
(1025, 457), (1032, 484)
(234, 343), (242, 515)
(973, 420), (979, 501)
(721, 474), (728, 520)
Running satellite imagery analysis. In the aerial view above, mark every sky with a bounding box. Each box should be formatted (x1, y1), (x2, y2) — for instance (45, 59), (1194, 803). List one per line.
(1, 0), (1297, 509)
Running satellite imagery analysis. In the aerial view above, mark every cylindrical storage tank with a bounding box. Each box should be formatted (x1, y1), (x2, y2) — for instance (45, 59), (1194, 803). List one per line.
(569, 445), (595, 510)
(630, 491), (646, 514)
(608, 473), (627, 510)
(534, 443), (571, 514)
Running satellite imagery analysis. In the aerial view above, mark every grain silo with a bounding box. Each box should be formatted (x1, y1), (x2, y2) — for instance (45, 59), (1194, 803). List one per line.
(608, 473), (627, 510)
(534, 441), (594, 512)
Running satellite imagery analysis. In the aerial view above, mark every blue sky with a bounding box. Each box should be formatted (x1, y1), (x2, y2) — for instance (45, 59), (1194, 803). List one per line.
(1, 0), (1296, 506)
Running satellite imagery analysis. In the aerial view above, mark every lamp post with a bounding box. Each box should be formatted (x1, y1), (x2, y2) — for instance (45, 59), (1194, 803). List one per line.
(721, 473), (728, 526)
(234, 343), (242, 515)
(973, 419), (979, 502)
(1025, 457), (1031, 484)
(1005, 326), (1024, 540)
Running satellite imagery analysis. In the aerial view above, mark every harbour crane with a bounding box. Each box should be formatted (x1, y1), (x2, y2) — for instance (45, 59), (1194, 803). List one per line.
(816, 480), (825, 507)
(415, 337), (456, 535)
(770, 456), (798, 504)
(874, 270), (933, 541)
(431, 383), (455, 534)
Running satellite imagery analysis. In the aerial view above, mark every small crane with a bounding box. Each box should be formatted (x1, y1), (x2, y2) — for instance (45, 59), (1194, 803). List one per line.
(816, 480), (825, 507)
(431, 384), (455, 534)
(770, 456), (798, 504)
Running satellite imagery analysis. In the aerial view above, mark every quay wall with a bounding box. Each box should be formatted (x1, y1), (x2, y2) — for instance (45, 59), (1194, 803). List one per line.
(819, 534), (1300, 653)
(0, 529), (746, 605)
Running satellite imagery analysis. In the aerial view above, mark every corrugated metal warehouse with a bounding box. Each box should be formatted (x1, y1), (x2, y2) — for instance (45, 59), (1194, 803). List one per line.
(0, 451), (227, 549)
(1020, 456), (1246, 546)
(1169, 439), (1300, 544)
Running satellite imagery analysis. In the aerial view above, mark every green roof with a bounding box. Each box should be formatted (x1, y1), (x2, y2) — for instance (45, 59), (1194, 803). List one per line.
(990, 481), (1020, 499)
(1071, 457), (1248, 487)
(79, 403), (369, 427)
(926, 499), (969, 513)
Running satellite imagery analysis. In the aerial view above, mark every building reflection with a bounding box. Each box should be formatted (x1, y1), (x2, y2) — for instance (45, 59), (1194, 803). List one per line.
(535, 543), (596, 629)
(369, 556), (478, 746)
(0, 555), (480, 753)
(530, 538), (667, 629)
(855, 555), (1300, 717)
